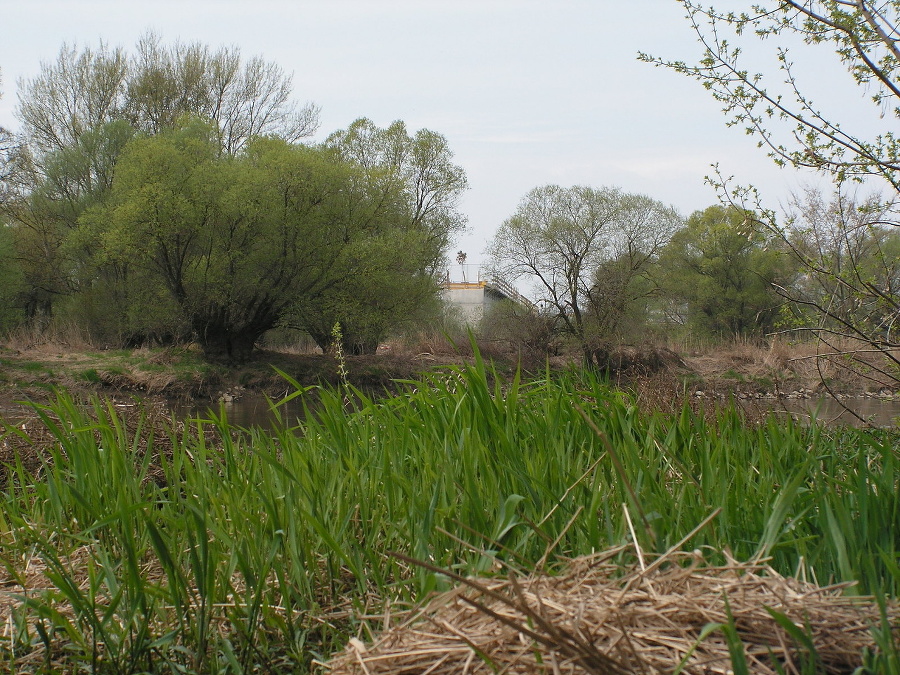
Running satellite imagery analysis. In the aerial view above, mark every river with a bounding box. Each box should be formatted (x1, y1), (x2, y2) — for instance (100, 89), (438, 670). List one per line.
(3, 392), (897, 431)
(174, 392), (900, 430)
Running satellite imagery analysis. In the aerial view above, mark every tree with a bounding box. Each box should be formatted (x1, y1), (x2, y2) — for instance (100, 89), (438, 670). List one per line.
(0, 120), (137, 326)
(82, 121), (363, 361)
(640, 2), (900, 191)
(323, 118), (467, 272)
(16, 35), (318, 163)
(5, 36), (319, 326)
(286, 229), (445, 354)
(487, 185), (682, 367)
(641, 1), (900, 391)
(0, 68), (13, 193)
(778, 188), (900, 386)
(15, 42), (129, 161)
(656, 205), (790, 339)
(7, 42), (132, 321)
(127, 33), (319, 154)
(284, 118), (468, 353)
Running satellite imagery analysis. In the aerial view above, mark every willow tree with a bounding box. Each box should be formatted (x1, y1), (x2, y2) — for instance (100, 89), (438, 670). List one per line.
(488, 185), (681, 368)
(656, 205), (790, 339)
(285, 118), (468, 353)
(81, 121), (361, 361)
(5, 35), (319, 327)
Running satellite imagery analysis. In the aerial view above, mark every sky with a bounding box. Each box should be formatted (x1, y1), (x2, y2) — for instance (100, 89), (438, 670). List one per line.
(0, 0), (876, 267)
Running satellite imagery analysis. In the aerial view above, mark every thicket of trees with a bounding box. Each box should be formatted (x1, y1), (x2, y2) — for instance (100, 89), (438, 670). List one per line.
(0, 39), (466, 361)
(486, 185), (900, 368)
(5, 8), (900, 371)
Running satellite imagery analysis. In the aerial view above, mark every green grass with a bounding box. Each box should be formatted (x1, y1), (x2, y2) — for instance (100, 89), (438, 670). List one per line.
(135, 362), (166, 373)
(0, 353), (898, 673)
(87, 350), (132, 359)
(78, 368), (101, 383)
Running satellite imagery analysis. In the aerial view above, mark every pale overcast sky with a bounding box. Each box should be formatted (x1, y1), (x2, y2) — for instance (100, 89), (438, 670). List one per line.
(0, 1), (869, 265)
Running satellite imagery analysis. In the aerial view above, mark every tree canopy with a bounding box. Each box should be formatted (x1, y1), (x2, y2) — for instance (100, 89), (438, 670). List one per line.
(3, 36), (321, 331)
(285, 118), (468, 353)
(657, 205), (790, 338)
(488, 185), (681, 366)
(79, 121), (405, 361)
(16, 34), (319, 163)
(0, 39), (466, 361)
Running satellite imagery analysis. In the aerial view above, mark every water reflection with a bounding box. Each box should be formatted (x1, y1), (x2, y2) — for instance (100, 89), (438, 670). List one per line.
(174, 392), (900, 431)
(170, 394), (309, 430)
(739, 396), (900, 427)
(4, 392), (897, 431)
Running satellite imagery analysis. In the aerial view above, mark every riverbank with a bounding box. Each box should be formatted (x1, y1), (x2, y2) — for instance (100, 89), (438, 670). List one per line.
(0, 338), (896, 417)
(0, 342), (448, 410)
(0, 338), (894, 399)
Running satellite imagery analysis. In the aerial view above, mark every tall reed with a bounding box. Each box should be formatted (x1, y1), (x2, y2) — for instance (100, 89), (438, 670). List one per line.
(1, 353), (897, 672)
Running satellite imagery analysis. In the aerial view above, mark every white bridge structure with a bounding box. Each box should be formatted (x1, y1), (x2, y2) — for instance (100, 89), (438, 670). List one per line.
(441, 264), (531, 324)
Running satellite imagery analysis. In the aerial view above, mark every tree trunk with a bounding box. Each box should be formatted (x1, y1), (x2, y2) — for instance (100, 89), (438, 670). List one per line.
(200, 329), (260, 363)
(195, 316), (269, 363)
(343, 336), (379, 355)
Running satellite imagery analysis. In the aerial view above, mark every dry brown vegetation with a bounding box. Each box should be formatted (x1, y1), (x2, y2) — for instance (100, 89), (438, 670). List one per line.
(328, 547), (897, 675)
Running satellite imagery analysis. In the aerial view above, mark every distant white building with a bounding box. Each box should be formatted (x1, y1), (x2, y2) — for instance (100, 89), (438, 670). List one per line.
(441, 263), (530, 324)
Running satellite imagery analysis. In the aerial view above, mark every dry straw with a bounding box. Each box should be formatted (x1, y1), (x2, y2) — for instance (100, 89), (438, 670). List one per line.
(327, 548), (897, 675)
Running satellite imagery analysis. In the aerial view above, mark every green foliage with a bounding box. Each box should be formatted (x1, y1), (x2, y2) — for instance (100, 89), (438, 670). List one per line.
(656, 205), (791, 339)
(286, 228), (445, 354)
(2, 34), (319, 338)
(0, 121), (135, 326)
(78, 368), (101, 383)
(81, 122), (392, 361)
(285, 118), (468, 353)
(324, 118), (468, 262)
(0, 223), (24, 332)
(3, 49), (466, 358)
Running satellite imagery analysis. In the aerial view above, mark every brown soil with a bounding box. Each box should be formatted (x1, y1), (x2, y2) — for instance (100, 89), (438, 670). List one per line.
(0, 343), (458, 418)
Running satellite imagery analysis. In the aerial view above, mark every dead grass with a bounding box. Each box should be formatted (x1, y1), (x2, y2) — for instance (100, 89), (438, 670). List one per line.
(3, 321), (98, 353)
(327, 548), (898, 675)
(671, 336), (899, 397)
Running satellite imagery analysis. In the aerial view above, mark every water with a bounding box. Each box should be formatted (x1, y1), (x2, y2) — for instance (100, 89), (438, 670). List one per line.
(177, 392), (900, 430)
(170, 394), (311, 430)
(739, 396), (900, 427)
(4, 392), (899, 430)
